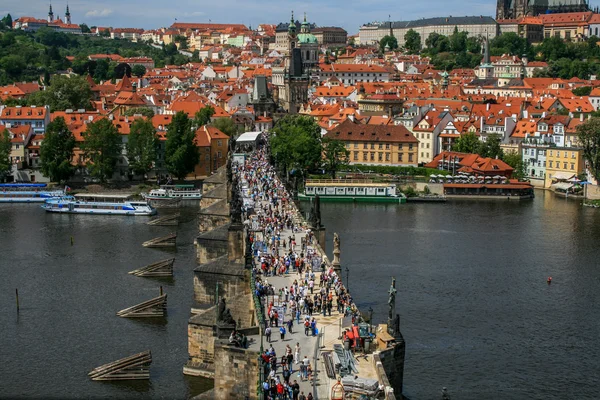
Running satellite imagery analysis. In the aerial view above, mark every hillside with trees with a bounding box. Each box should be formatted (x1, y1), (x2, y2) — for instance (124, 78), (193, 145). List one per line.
(0, 15), (193, 85)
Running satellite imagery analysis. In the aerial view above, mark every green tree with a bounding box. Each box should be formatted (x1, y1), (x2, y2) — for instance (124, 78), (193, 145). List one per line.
(0, 55), (26, 77)
(131, 64), (146, 77)
(100, 29), (111, 37)
(379, 35), (398, 52)
(271, 115), (322, 180)
(165, 111), (199, 180)
(536, 36), (568, 61)
(193, 106), (215, 128)
(404, 29), (421, 54)
(124, 107), (155, 118)
(322, 137), (349, 179)
(82, 118), (122, 182)
(212, 118), (239, 138)
(0, 128), (11, 178)
(126, 118), (158, 176)
(79, 23), (91, 33)
(174, 35), (188, 50)
(503, 150), (526, 180)
(479, 133), (504, 159)
(113, 62), (132, 79)
(2, 14), (13, 28)
(449, 27), (467, 53)
(577, 117), (600, 181)
(452, 132), (480, 154)
(489, 32), (530, 57)
(40, 117), (76, 183)
(27, 75), (93, 111)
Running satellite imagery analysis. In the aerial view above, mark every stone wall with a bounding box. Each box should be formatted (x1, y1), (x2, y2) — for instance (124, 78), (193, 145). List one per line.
(185, 307), (217, 378)
(416, 182), (444, 195)
(195, 225), (229, 264)
(213, 343), (260, 400)
(585, 184), (600, 200)
(199, 213), (231, 233)
(378, 339), (406, 397)
(373, 352), (398, 400)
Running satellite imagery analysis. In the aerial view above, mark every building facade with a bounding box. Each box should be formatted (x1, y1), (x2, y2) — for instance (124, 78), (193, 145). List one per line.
(311, 27), (348, 46)
(496, 0), (589, 20)
(359, 16), (498, 47)
(324, 118), (419, 167)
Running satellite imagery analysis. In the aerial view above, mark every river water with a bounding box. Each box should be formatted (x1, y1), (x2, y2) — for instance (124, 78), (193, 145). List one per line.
(316, 190), (600, 400)
(2, 191), (599, 399)
(0, 204), (212, 399)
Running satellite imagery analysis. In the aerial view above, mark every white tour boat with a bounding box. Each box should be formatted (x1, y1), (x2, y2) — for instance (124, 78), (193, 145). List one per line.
(0, 183), (64, 203)
(144, 184), (202, 200)
(42, 193), (156, 216)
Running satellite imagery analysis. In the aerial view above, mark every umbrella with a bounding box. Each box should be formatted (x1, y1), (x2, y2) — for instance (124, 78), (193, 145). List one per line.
(430, 174), (437, 178)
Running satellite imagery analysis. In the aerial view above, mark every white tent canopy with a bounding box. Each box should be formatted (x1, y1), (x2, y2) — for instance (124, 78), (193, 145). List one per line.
(552, 172), (576, 181)
(236, 131), (262, 144)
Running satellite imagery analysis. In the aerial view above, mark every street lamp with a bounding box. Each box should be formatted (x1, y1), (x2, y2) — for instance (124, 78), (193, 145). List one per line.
(345, 266), (349, 292)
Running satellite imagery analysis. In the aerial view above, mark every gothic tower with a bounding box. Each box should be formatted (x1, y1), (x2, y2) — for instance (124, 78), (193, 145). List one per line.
(65, 4), (71, 25)
(48, 3), (54, 23)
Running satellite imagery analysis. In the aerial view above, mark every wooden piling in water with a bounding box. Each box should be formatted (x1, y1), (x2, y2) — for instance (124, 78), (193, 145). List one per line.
(142, 233), (177, 248)
(88, 350), (152, 381)
(128, 258), (175, 277)
(146, 213), (180, 226)
(117, 294), (167, 318)
(15, 288), (19, 312)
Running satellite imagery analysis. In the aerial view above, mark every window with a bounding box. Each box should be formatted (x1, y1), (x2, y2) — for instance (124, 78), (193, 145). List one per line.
(408, 154), (413, 162)
(421, 152), (424, 157)
(378, 152), (383, 161)
(571, 152), (575, 158)
(409, 144), (413, 150)
(398, 153), (403, 162)
(570, 163), (575, 170)
(563, 162), (567, 169)
(371, 143), (375, 149)
(426, 143), (430, 149)
(363, 152), (368, 161)
(549, 150), (553, 156)
(354, 143), (358, 149)
(363, 143), (368, 149)
(378, 143), (383, 150)
(398, 144), (403, 150)
(354, 151), (359, 161)
(385, 144), (390, 150)
(217, 140), (222, 147)
(549, 161), (553, 168)
(385, 153), (390, 161)
(218, 151), (222, 158)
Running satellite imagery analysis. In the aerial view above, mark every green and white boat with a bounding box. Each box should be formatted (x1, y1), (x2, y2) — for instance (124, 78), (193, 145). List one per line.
(299, 179), (406, 203)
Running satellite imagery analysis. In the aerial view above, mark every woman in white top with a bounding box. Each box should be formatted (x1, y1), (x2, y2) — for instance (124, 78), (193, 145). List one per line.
(294, 343), (301, 364)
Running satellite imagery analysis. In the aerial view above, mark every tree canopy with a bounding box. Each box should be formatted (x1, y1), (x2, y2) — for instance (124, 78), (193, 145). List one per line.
(132, 64), (147, 77)
(577, 117), (600, 181)
(271, 115), (322, 179)
(193, 106), (215, 129)
(126, 118), (158, 176)
(0, 128), (11, 178)
(452, 132), (504, 159)
(211, 118), (239, 139)
(23, 75), (93, 111)
(165, 111), (199, 180)
(82, 118), (122, 182)
(379, 35), (398, 53)
(322, 137), (350, 179)
(404, 29), (421, 54)
(124, 107), (155, 118)
(40, 116), (76, 183)
(503, 150), (526, 180)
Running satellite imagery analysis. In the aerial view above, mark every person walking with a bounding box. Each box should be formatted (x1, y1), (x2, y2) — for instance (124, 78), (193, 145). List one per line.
(279, 325), (286, 341)
(287, 318), (293, 334)
(302, 355), (310, 380)
(294, 342), (300, 364)
(265, 326), (272, 343)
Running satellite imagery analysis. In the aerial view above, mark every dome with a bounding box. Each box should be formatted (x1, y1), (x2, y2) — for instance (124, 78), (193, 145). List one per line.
(298, 33), (318, 44)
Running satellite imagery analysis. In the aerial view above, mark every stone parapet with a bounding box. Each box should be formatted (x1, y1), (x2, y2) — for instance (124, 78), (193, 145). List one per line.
(213, 343), (260, 400)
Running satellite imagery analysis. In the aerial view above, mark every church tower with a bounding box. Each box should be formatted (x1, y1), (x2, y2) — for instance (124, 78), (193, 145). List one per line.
(65, 4), (71, 25)
(48, 3), (54, 23)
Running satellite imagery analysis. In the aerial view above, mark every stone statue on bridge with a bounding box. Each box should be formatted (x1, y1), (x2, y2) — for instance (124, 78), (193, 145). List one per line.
(388, 277), (397, 334)
(217, 298), (236, 326)
(309, 194), (322, 229)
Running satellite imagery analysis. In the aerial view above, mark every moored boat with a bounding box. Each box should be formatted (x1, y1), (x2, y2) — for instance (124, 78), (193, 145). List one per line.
(0, 183), (64, 203)
(144, 184), (202, 200)
(42, 193), (156, 216)
(298, 179), (405, 203)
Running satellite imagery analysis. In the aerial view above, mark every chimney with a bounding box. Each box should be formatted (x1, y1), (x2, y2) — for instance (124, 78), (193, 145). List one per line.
(580, 113), (584, 122)
(486, 103), (490, 111)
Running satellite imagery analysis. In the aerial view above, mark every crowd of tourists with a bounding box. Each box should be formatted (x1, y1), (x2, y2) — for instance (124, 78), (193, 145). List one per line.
(234, 148), (360, 399)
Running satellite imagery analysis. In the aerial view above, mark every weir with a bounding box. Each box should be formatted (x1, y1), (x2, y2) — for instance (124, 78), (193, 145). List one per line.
(184, 139), (406, 399)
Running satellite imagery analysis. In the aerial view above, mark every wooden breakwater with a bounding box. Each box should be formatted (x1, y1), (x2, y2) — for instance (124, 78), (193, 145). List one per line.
(142, 233), (177, 248)
(129, 258), (175, 277)
(147, 213), (180, 226)
(117, 294), (167, 318)
(88, 350), (152, 381)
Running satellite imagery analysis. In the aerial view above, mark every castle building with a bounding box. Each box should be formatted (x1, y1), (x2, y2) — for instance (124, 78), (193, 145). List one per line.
(496, 0), (589, 20)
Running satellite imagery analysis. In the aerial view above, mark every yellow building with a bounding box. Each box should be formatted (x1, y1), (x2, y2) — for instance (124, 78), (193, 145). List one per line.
(324, 118), (419, 166)
(545, 147), (584, 187)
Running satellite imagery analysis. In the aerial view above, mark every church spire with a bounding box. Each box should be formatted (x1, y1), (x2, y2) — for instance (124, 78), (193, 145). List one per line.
(65, 3), (71, 25)
(48, 3), (54, 23)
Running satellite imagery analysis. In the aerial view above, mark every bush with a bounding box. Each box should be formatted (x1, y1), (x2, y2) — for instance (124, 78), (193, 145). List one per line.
(402, 186), (418, 198)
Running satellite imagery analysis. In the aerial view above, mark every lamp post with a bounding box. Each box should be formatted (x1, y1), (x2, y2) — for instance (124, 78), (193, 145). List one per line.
(345, 266), (349, 292)
(368, 306), (373, 333)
